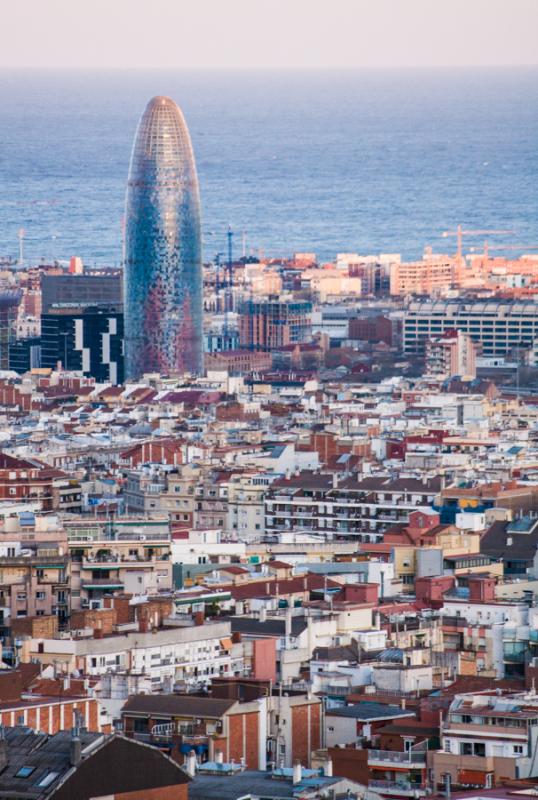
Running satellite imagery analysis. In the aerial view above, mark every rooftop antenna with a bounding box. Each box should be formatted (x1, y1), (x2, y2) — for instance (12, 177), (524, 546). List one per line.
(241, 230), (247, 260)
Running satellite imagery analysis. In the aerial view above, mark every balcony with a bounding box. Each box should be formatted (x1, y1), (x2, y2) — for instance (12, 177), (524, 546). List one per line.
(368, 780), (426, 797)
(368, 750), (427, 769)
(81, 577), (124, 590)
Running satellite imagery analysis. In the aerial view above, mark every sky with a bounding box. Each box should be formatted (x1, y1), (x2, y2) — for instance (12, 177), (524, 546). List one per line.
(2, 0), (538, 70)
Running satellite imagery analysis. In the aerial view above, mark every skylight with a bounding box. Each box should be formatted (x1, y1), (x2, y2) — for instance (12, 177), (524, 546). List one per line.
(15, 766), (35, 778)
(36, 771), (59, 788)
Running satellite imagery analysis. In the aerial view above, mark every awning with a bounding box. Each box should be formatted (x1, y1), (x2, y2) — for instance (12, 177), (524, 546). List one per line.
(220, 638), (233, 651)
(179, 742), (207, 754)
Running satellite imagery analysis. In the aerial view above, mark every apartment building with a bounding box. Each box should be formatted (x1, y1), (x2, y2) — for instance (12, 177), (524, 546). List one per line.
(425, 329), (477, 379)
(431, 691), (538, 788)
(20, 616), (238, 689)
(404, 299), (538, 363)
(0, 453), (54, 510)
(122, 693), (267, 770)
(65, 517), (172, 610)
(226, 474), (267, 539)
(124, 464), (200, 525)
(0, 542), (69, 630)
(265, 473), (441, 542)
(390, 257), (456, 296)
(239, 296), (312, 351)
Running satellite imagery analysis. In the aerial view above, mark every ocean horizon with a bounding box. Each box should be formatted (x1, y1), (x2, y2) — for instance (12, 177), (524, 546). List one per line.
(0, 67), (537, 265)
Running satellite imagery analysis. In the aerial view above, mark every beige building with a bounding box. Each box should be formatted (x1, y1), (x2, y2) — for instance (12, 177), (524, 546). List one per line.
(65, 517), (172, 610)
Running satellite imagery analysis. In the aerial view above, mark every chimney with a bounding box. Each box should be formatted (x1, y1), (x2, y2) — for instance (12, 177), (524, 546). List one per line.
(63, 676), (71, 692)
(324, 757), (333, 777)
(186, 749), (197, 777)
(285, 608), (292, 641)
(194, 611), (205, 626)
(292, 760), (302, 785)
(70, 729), (82, 767)
(215, 750), (224, 765)
(0, 726), (7, 773)
(93, 628), (104, 640)
(259, 607), (267, 623)
(232, 631), (242, 644)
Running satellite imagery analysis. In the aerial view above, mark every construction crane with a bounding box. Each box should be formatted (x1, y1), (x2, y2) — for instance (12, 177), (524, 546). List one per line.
(468, 243), (538, 258)
(481, 243), (538, 258)
(441, 225), (515, 261)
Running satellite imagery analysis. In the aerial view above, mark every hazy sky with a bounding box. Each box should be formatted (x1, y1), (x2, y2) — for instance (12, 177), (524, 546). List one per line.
(2, 0), (538, 70)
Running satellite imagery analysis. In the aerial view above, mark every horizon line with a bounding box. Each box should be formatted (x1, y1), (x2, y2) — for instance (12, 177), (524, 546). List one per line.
(1, 64), (538, 72)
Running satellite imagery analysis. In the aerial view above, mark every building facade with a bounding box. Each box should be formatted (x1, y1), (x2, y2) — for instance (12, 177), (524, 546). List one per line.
(404, 300), (538, 363)
(425, 329), (477, 379)
(40, 305), (124, 384)
(124, 95), (203, 378)
(239, 297), (312, 351)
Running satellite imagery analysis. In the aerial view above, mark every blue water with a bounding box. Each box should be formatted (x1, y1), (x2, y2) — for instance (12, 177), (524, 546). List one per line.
(0, 68), (537, 265)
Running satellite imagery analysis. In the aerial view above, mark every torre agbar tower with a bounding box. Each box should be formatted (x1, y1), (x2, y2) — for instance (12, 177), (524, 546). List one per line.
(124, 96), (203, 378)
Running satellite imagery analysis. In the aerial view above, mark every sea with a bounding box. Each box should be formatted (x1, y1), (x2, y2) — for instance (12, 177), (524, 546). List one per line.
(0, 68), (537, 266)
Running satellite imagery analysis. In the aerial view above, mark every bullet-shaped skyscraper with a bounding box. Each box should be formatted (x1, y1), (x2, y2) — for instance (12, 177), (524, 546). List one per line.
(124, 96), (203, 378)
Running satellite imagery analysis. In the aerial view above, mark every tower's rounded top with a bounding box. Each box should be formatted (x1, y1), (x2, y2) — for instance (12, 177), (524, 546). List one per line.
(147, 95), (177, 108)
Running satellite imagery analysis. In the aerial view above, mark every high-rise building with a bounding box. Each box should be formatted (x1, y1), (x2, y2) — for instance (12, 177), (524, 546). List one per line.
(41, 305), (124, 384)
(0, 291), (22, 370)
(41, 272), (122, 313)
(124, 96), (203, 378)
(425, 329), (477, 379)
(239, 297), (312, 351)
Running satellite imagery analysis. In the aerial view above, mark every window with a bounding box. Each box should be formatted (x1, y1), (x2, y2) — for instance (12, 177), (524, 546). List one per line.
(514, 745), (524, 755)
(37, 772), (59, 789)
(15, 766), (35, 778)
(36, 592), (46, 601)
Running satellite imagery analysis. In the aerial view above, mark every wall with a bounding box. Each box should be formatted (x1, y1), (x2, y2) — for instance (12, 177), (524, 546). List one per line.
(325, 714), (357, 747)
(251, 638), (277, 682)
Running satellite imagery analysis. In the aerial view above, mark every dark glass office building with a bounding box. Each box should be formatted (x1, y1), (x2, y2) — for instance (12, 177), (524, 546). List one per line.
(41, 305), (124, 384)
(124, 96), (203, 378)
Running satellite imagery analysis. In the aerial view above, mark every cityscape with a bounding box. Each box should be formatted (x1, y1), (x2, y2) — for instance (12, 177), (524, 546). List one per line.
(0, 2), (538, 800)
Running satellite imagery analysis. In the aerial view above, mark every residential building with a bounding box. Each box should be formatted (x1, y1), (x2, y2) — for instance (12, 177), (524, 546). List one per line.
(239, 297), (312, 351)
(425, 329), (477, 379)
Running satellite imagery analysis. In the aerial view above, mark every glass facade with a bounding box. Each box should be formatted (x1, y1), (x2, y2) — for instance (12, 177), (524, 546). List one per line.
(124, 96), (203, 378)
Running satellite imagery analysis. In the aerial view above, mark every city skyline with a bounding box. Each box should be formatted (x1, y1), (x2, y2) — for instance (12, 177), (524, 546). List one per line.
(124, 95), (203, 378)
